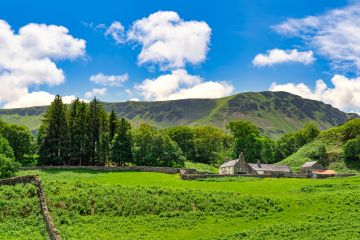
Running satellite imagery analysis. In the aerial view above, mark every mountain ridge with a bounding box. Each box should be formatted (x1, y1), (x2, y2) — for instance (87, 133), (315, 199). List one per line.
(0, 91), (358, 138)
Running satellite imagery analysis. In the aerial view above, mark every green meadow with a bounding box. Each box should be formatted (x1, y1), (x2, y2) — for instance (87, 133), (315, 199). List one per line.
(1, 170), (360, 239)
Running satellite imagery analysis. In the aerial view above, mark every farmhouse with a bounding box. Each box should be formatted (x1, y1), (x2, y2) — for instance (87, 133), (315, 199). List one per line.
(301, 161), (325, 175)
(219, 153), (251, 175)
(219, 152), (291, 175)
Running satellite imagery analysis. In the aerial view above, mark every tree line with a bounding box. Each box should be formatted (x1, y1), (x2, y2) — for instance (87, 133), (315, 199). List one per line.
(6, 94), (360, 179)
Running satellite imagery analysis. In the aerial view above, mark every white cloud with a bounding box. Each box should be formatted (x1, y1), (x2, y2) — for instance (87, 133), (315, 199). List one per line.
(90, 73), (128, 87)
(135, 69), (234, 101)
(129, 98), (140, 102)
(3, 91), (78, 109)
(127, 11), (211, 70)
(85, 88), (107, 99)
(269, 74), (360, 113)
(253, 49), (315, 67)
(0, 20), (86, 108)
(105, 21), (125, 44)
(273, 4), (360, 72)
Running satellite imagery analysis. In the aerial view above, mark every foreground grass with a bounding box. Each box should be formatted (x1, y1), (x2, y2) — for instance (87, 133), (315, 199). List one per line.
(1, 170), (360, 239)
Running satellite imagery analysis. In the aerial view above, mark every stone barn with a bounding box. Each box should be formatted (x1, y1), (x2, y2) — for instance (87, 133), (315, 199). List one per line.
(301, 161), (325, 175)
(247, 161), (291, 175)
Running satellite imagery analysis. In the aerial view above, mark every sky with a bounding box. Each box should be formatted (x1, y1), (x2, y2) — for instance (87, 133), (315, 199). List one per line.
(0, 0), (359, 113)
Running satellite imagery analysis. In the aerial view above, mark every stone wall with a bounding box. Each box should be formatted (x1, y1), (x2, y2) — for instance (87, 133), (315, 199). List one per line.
(21, 165), (181, 174)
(180, 172), (309, 180)
(0, 175), (61, 240)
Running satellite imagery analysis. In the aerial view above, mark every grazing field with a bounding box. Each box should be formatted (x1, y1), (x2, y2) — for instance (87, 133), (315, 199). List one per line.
(1, 170), (360, 239)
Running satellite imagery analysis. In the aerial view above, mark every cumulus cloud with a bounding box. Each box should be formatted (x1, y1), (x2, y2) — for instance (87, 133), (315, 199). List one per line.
(273, 4), (360, 72)
(0, 20), (86, 108)
(3, 92), (78, 109)
(90, 73), (128, 87)
(253, 49), (315, 67)
(135, 69), (234, 101)
(269, 74), (360, 113)
(127, 11), (211, 70)
(85, 88), (107, 99)
(105, 21), (125, 44)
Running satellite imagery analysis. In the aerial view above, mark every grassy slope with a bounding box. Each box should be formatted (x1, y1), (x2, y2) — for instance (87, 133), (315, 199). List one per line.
(280, 120), (360, 173)
(0, 91), (356, 138)
(0, 114), (41, 132)
(1, 170), (360, 239)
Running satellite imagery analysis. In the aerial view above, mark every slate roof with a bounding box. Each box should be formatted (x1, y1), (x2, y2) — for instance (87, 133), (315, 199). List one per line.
(301, 161), (318, 168)
(220, 159), (239, 168)
(248, 163), (291, 173)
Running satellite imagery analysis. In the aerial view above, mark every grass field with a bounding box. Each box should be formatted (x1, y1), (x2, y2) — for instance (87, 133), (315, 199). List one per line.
(1, 170), (360, 239)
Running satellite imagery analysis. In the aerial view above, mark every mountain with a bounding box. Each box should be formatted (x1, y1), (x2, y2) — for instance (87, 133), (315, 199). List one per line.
(0, 91), (357, 138)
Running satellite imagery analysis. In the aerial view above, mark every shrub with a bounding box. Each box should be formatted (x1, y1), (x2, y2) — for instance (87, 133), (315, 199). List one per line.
(344, 137), (360, 161)
(0, 154), (19, 179)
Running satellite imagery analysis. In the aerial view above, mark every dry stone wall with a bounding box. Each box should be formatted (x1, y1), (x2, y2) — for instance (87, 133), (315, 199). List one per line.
(0, 175), (61, 240)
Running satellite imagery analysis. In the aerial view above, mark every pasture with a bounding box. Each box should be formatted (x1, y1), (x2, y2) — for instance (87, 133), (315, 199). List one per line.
(1, 170), (360, 239)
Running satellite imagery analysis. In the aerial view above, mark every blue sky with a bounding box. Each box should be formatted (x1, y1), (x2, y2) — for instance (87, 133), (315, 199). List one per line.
(0, 0), (359, 113)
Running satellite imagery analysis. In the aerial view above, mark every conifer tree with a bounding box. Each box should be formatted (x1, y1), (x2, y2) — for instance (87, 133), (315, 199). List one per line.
(109, 108), (118, 142)
(38, 95), (69, 165)
(112, 117), (132, 166)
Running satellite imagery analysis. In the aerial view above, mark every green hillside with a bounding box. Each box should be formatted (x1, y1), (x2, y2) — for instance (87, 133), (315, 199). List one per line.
(0, 91), (357, 137)
(280, 119), (360, 172)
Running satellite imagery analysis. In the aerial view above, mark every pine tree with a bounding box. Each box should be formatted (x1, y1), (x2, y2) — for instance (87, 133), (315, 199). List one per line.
(38, 95), (69, 165)
(68, 98), (89, 165)
(78, 101), (89, 166)
(112, 117), (132, 166)
(87, 98), (109, 166)
(109, 108), (118, 142)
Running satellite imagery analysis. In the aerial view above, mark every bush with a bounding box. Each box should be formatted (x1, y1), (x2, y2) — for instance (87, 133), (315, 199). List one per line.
(0, 155), (19, 179)
(344, 137), (360, 161)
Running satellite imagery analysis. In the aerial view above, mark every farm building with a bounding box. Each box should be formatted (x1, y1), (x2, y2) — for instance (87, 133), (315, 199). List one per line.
(219, 152), (291, 175)
(248, 161), (291, 175)
(301, 161), (325, 175)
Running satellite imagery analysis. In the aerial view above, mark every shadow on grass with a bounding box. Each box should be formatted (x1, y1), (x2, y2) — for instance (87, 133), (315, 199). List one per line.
(35, 168), (142, 175)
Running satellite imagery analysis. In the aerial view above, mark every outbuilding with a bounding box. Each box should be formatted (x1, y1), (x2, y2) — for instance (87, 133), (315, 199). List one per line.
(248, 161), (291, 175)
(301, 161), (325, 175)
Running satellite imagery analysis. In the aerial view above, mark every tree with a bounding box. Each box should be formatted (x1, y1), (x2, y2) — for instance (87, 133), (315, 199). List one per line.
(192, 126), (227, 164)
(150, 133), (185, 167)
(258, 137), (275, 163)
(109, 108), (118, 142)
(87, 97), (108, 166)
(342, 119), (360, 141)
(167, 126), (195, 161)
(133, 124), (156, 166)
(1, 124), (34, 164)
(344, 137), (360, 161)
(275, 122), (320, 161)
(38, 95), (69, 165)
(301, 122), (320, 144)
(132, 124), (185, 167)
(0, 135), (18, 179)
(112, 118), (132, 166)
(227, 121), (261, 162)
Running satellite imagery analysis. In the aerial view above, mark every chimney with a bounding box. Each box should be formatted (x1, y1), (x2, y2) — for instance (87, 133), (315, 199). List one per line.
(257, 159), (261, 168)
(239, 152), (245, 162)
